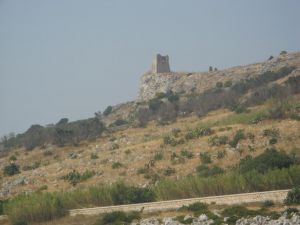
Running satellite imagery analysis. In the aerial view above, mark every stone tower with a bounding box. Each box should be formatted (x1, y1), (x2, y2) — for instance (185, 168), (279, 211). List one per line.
(151, 54), (171, 73)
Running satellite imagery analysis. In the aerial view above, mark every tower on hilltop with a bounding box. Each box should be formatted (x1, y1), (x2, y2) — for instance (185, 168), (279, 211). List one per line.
(151, 54), (171, 73)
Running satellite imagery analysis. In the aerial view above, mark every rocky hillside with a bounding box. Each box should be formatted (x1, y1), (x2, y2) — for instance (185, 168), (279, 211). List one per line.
(0, 52), (300, 225)
(138, 52), (300, 101)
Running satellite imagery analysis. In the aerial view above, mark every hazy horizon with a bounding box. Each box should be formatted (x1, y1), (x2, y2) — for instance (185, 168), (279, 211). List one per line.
(1, 0), (300, 137)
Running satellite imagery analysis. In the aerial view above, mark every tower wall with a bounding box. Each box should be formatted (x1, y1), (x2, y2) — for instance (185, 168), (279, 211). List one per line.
(151, 54), (170, 73)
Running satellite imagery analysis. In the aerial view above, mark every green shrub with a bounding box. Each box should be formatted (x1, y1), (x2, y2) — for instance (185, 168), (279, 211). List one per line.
(284, 207), (299, 214)
(224, 80), (232, 87)
(4, 163), (20, 176)
(153, 151), (164, 161)
(269, 137), (277, 145)
(217, 150), (226, 159)
(112, 119), (128, 126)
(91, 153), (99, 159)
(62, 170), (81, 186)
(185, 127), (213, 140)
(164, 167), (176, 176)
(284, 187), (300, 205)
(239, 148), (294, 174)
(62, 170), (95, 185)
(112, 162), (123, 169)
(229, 129), (245, 148)
(13, 220), (28, 225)
(180, 202), (208, 212)
(216, 82), (223, 89)
(175, 215), (193, 224)
(9, 155), (17, 161)
(180, 150), (194, 159)
(148, 98), (163, 111)
(263, 128), (279, 138)
(222, 205), (257, 224)
(163, 135), (184, 146)
(167, 91), (179, 103)
(280, 50), (287, 55)
(22, 162), (40, 171)
(111, 182), (155, 204)
(103, 106), (113, 116)
(196, 165), (224, 177)
(81, 170), (96, 181)
(233, 104), (249, 114)
(94, 211), (140, 225)
(208, 135), (228, 146)
(200, 152), (212, 164)
(262, 200), (274, 207)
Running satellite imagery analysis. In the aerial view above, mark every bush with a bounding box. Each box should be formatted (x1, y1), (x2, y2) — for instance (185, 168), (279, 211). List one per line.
(112, 162), (123, 169)
(284, 187), (300, 205)
(224, 80), (232, 87)
(232, 104), (249, 114)
(196, 165), (224, 177)
(103, 106), (113, 116)
(229, 129), (245, 148)
(239, 148), (294, 174)
(163, 167), (176, 176)
(112, 119), (128, 126)
(208, 135), (228, 146)
(62, 170), (95, 185)
(217, 150), (226, 159)
(62, 170), (81, 186)
(222, 205), (257, 224)
(175, 215), (193, 224)
(153, 151), (163, 161)
(263, 128), (279, 138)
(13, 220), (28, 225)
(91, 153), (99, 159)
(284, 207), (299, 214)
(262, 200), (274, 207)
(180, 202), (208, 212)
(4, 163), (20, 176)
(200, 152), (212, 164)
(180, 150), (194, 159)
(185, 127), (213, 140)
(280, 50), (287, 55)
(9, 155), (17, 161)
(163, 135), (184, 146)
(166, 91), (179, 103)
(111, 182), (155, 204)
(94, 211), (140, 225)
(22, 162), (40, 171)
(148, 98), (163, 111)
(269, 137), (277, 145)
(216, 82), (223, 89)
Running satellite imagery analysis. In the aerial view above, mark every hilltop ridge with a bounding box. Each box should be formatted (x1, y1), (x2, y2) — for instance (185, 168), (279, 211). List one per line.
(138, 52), (300, 101)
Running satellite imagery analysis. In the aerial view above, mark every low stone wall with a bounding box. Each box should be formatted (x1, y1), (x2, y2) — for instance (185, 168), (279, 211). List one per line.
(69, 189), (289, 216)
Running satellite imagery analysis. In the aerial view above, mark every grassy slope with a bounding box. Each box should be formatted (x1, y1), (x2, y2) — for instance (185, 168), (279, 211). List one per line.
(0, 97), (299, 198)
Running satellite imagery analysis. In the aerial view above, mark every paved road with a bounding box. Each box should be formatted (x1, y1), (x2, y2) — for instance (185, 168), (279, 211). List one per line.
(70, 189), (290, 216)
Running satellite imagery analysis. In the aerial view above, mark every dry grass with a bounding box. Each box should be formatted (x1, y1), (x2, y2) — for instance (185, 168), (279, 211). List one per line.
(1, 99), (300, 198)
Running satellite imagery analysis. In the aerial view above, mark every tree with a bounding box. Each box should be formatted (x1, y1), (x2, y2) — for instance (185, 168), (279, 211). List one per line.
(4, 163), (20, 176)
(103, 106), (113, 116)
(280, 50), (287, 55)
(56, 118), (69, 125)
(209, 66), (213, 72)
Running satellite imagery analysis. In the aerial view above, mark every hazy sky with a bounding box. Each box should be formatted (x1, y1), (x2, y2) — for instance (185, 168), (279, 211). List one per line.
(1, 0), (300, 136)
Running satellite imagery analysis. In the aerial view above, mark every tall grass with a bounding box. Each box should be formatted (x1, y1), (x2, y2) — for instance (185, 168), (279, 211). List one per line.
(154, 165), (300, 200)
(5, 166), (300, 223)
(4, 184), (114, 223)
